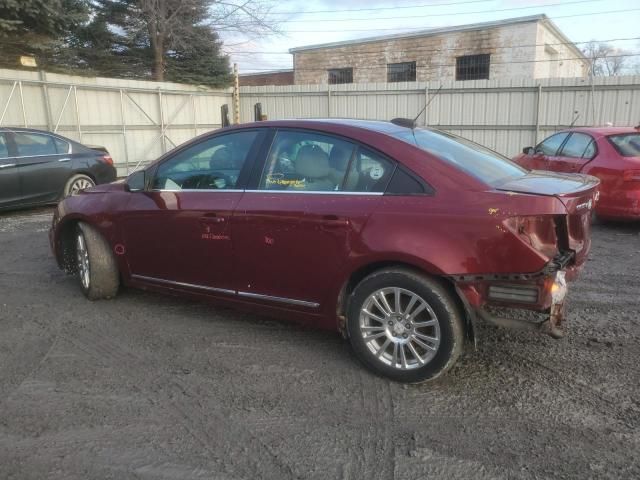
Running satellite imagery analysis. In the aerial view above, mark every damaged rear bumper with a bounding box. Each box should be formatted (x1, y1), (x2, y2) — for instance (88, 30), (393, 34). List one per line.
(452, 252), (576, 339)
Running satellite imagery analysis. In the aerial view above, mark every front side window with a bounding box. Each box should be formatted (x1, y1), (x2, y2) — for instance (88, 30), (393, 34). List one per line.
(559, 133), (594, 158)
(387, 62), (416, 82)
(455, 54), (490, 81)
(0, 133), (9, 158)
(392, 128), (526, 186)
(259, 130), (394, 193)
(328, 68), (353, 85)
(537, 133), (569, 156)
(608, 133), (640, 157)
(152, 130), (258, 190)
(13, 133), (60, 157)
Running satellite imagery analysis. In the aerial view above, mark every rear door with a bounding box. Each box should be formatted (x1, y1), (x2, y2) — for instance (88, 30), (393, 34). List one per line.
(0, 132), (20, 208)
(121, 129), (265, 293)
(231, 129), (392, 312)
(555, 132), (596, 172)
(11, 131), (73, 203)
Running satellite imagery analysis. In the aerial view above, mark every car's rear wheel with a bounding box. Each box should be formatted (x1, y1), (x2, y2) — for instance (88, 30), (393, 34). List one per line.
(65, 174), (95, 197)
(75, 222), (119, 300)
(347, 268), (464, 383)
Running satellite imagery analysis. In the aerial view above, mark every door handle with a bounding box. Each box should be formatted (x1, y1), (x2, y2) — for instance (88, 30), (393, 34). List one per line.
(0, 163), (16, 169)
(321, 215), (349, 227)
(200, 214), (225, 224)
(58, 158), (71, 163)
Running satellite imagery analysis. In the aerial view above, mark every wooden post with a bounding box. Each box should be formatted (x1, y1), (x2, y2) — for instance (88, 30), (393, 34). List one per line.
(233, 63), (240, 124)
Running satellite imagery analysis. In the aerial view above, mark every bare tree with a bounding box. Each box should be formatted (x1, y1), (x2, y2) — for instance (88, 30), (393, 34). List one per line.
(135, 0), (278, 81)
(583, 41), (629, 76)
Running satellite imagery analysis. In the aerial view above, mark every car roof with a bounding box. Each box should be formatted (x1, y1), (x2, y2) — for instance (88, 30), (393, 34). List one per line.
(560, 126), (640, 137)
(228, 118), (412, 136)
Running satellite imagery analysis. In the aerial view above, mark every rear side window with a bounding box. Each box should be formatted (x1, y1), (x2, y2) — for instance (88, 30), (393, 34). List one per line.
(608, 133), (640, 157)
(537, 132), (569, 156)
(54, 137), (70, 154)
(385, 167), (432, 195)
(392, 128), (526, 186)
(259, 130), (394, 193)
(559, 133), (594, 158)
(13, 133), (58, 157)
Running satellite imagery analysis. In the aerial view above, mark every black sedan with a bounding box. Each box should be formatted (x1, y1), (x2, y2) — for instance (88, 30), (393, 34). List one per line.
(0, 128), (117, 211)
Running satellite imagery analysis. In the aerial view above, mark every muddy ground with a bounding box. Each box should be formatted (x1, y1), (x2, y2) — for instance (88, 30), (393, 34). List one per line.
(0, 207), (638, 479)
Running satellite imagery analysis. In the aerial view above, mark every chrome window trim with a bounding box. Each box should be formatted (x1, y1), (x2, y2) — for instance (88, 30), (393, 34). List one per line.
(243, 189), (384, 196)
(131, 274), (320, 308)
(237, 291), (320, 308)
(150, 188), (245, 193)
(131, 274), (236, 295)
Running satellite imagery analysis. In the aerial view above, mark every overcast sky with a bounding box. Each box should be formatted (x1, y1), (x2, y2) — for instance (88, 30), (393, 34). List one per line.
(221, 0), (640, 73)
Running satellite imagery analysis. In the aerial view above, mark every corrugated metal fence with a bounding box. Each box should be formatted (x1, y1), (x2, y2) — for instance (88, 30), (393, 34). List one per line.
(0, 69), (231, 176)
(240, 76), (640, 157)
(2, 69), (640, 177)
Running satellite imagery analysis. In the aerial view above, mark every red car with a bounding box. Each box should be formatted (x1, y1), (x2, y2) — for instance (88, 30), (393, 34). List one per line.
(513, 127), (640, 221)
(50, 120), (599, 382)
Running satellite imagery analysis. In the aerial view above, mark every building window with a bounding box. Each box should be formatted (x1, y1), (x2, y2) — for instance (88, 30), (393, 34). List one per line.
(387, 62), (416, 82)
(328, 68), (353, 84)
(455, 54), (490, 81)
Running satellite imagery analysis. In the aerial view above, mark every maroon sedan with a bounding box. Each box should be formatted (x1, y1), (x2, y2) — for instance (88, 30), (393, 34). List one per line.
(513, 127), (640, 221)
(50, 119), (599, 382)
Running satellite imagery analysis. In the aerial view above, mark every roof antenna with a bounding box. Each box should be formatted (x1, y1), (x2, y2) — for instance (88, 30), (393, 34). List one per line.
(569, 111), (580, 127)
(391, 85), (442, 129)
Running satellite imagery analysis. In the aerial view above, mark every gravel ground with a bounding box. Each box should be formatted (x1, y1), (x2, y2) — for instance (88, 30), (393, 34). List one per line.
(0, 207), (639, 480)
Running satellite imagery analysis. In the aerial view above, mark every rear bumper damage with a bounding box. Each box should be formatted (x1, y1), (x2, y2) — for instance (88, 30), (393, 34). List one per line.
(452, 252), (576, 339)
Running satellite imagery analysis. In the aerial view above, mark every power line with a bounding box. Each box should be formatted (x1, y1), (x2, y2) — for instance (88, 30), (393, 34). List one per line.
(264, 0), (495, 16)
(267, 8), (640, 33)
(270, 0), (603, 23)
(224, 36), (640, 56)
(240, 52), (640, 72)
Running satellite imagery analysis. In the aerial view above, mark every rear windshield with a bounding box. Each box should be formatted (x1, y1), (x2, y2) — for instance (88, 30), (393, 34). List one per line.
(391, 128), (527, 186)
(608, 133), (640, 157)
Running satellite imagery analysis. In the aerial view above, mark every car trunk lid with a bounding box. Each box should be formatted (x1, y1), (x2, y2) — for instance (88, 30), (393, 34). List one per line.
(496, 170), (600, 266)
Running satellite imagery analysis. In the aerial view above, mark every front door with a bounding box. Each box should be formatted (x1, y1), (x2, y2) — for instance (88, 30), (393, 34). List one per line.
(11, 131), (73, 203)
(556, 132), (597, 173)
(121, 129), (264, 293)
(0, 132), (21, 208)
(532, 132), (570, 172)
(232, 129), (393, 311)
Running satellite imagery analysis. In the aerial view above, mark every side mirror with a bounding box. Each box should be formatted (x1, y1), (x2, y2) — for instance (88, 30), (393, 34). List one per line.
(523, 146), (535, 155)
(125, 170), (146, 192)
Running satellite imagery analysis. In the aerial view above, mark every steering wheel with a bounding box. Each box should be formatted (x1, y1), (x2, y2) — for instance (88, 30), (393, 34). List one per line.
(194, 172), (233, 190)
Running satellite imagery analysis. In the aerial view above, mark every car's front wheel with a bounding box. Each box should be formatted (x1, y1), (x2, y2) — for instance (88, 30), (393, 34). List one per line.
(65, 174), (95, 197)
(75, 222), (120, 300)
(347, 268), (464, 383)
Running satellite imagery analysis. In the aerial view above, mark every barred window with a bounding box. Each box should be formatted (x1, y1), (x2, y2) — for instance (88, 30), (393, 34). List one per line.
(328, 68), (353, 84)
(387, 62), (416, 82)
(455, 54), (490, 81)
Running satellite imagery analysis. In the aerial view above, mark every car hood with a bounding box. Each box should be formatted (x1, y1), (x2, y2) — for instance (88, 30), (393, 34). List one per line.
(85, 181), (126, 194)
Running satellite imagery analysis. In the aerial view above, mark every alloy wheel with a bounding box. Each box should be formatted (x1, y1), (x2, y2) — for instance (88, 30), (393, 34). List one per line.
(76, 232), (90, 290)
(70, 178), (94, 195)
(359, 287), (441, 370)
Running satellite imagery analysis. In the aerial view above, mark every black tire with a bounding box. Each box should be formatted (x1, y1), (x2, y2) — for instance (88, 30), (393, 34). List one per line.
(64, 174), (95, 197)
(75, 222), (119, 300)
(346, 268), (465, 383)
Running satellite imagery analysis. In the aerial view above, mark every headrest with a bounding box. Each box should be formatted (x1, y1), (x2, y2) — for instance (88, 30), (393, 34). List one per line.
(329, 144), (352, 170)
(295, 145), (330, 178)
(210, 147), (234, 169)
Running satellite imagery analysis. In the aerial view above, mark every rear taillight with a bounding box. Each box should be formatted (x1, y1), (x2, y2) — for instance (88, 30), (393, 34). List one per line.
(100, 154), (114, 166)
(504, 215), (560, 259)
(623, 170), (640, 182)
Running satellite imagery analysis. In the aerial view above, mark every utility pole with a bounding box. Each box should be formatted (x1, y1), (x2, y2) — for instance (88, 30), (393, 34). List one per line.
(233, 63), (240, 124)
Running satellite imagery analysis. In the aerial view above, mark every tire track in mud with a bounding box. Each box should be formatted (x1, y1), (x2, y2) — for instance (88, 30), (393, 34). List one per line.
(64, 322), (299, 479)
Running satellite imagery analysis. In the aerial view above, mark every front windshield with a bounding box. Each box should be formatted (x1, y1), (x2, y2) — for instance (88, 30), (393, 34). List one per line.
(392, 128), (528, 186)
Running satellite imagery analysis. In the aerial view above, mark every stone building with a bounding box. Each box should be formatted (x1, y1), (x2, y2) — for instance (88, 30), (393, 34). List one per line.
(289, 15), (587, 85)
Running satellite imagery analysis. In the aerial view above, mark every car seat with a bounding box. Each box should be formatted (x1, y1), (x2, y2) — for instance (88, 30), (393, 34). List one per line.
(294, 145), (335, 191)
